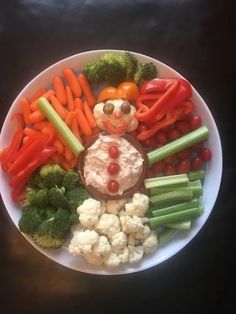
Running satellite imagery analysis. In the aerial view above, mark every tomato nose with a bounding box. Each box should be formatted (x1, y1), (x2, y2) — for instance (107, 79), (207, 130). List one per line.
(113, 111), (122, 119)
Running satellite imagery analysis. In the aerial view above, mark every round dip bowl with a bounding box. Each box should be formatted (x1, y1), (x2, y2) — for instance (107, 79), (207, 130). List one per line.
(0, 50), (222, 275)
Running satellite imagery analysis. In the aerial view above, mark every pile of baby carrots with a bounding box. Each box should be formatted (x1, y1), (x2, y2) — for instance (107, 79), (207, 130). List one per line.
(19, 69), (97, 170)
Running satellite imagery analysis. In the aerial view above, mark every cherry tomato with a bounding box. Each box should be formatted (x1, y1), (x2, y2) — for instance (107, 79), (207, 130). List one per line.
(165, 165), (176, 176)
(108, 179), (119, 193)
(176, 121), (190, 134)
(167, 128), (181, 141)
(164, 154), (177, 165)
(143, 136), (157, 148)
(191, 157), (203, 170)
(177, 148), (192, 160)
(108, 146), (120, 159)
(176, 160), (191, 174)
(161, 125), (171, 133)
(117, 82), (139, 101)
(137, 123), (147, 133)
(190, 114), (202, 130)
(155, 131), (167, 145)
(151, 160), (166, 173)
(107, 162), (120, 175)
(192, 142), (204, 152)
(201, 147), (212, 161)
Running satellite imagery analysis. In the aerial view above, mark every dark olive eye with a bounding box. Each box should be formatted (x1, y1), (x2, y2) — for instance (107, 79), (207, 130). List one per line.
(103, 102), (114, 114)
(121, 101), (131, 114)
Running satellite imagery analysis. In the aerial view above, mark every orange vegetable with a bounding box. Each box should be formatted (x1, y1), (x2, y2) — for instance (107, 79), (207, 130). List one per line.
(65, 85), (74, 111)
(83, 101), (97, 129)
(98, 82), (139, 102)
(28, 110), (45, 124)
(54, 139), (64, 154)
(29, 88), (48, 103)
(98, 86), (120, 102)
(33, 121), (51, 130)
(49, 94), (67, 120)
(63, 68), (82, 97)
(53, 76), (67, 105)
(70, 117), (81, 141)
(30, 90), (54, 111)
(74, 98), (83, 111)
(20, 98), (31, 125)
(65, 111), (76, 126)
(23, 127), (41, 137)
(64, 146), (74, 162)
(76, 109), (92, 137)
(78, 73), (96, 107)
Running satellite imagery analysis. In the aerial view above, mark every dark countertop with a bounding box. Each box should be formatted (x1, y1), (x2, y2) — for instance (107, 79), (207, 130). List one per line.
(0, 1), (235, 313)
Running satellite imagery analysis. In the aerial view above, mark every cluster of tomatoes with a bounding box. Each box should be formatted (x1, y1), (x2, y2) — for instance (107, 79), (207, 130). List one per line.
(107, 145), (121, 193)
(132, 112), (212, 177)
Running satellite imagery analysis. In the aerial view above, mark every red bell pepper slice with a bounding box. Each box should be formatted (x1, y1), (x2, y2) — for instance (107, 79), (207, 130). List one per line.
(135, 93), (162, 109)
(135, 78), (180, 122)
(140, 78), (174, 94)
(103, 120), (128, 135)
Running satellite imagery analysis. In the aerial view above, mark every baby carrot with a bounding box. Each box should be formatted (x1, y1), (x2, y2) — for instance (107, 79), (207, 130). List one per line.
(65, 111), (76, 126)
(76, 108), (92, 137)
(30, 90), (55, 111)
(33, 121), (50, 130)
(63, 68), (82, 97)
(69, 158), (77, 168)
(29, 110), (45, 124)
(20, 97), (31, 125)
(62, 161), (71, 170)
(70, 117), (81, 141)
(64, 146), (74, 162)
(50, 94), (67, 120)
(74, 98), (83, 111)
(52, 76), (67, 105)
(22, 136), (29, 144)
(65, 85), (74, 111)
(29, 88), (48, 103)
(78, 73), (96, 107)
(83, 100), (97, 129)
(23, 127), (41, 137)
(54, 139), (64, 154)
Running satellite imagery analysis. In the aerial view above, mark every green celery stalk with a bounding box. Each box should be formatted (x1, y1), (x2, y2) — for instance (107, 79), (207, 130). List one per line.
(158, 228), (176, 244)
(151, 199), (199, 217)
(150, 206), (203, 228)
(150, 181), (202, 198)
(37, 97), (84, 157)
(188, 170), (206, 181)
(165, 220), (192, 230)
(150, 190), (193, 206)
(144, 174), (189, 189)
(148, 126), (209, 165)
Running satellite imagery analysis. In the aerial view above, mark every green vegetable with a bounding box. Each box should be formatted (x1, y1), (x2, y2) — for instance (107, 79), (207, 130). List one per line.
(39, 164), (66, 188)
(26, 188), (49, 207)
(165, 220), (192, 230)
(121, 52), (138, 79)
(28, 172), (44, 189)
(32, 233), (64, 249)
(49, 186), (68, 209)
(188, 169), (206, 181)
(150, 205), (203, 229)
(158, 228), (176, 244)
(150, 190), (193, 206)
(18, 206), (44, 234)
(37, 97), (84, 157)
(62, 169), (80, 190)
(144, 174), (189, 189)
(151, 199), (200, 217)
(66, 186), (90, 211)
(37, 208), (71, 239)
(134, 62), (157, 85)
(148, 126), (209, 165)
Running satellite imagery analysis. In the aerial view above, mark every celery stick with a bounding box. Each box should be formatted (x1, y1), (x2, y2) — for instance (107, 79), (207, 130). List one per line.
(37, 97), (84, 157)
(148, 126), (209, 165)
(165, 220), (192, 230)
(150, 183), (202, 197)
(144, 174), (189, 189)
(150, 190), (193, 205)
(151, 199), (199, 217)
(158, 228), (176, 244)
(188, 169), (206, 181)
(150, 206), (203, 228)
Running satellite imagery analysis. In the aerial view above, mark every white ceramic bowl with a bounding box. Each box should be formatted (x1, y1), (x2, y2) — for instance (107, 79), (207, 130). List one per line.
(0, 50), (222, 275)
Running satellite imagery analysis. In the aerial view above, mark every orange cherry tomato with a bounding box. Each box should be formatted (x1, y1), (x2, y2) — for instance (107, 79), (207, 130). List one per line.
(98, 87), (120, 102)
(117, 82), (139, 101)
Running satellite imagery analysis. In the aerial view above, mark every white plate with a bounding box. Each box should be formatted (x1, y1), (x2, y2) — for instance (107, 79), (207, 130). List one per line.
(0, 50), (222, 275)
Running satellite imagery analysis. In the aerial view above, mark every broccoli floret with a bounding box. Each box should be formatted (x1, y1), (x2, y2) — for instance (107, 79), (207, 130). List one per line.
(83, 61), (105, 84)
(62, 169), (80, 190)
(69, 211), (79, 225)
(66, 186), (90, 212)
(39, 164), (66, 188)
(37, 208), (71, 239)
(48, 186), (69, 209)
(27, 188), (49, 207)
(134, 62), (157, 85)
(18, 206), (44, 234)
(32, 233), (64, 249)
(122, 52), (138, 80)
(28, 172), (44, 189)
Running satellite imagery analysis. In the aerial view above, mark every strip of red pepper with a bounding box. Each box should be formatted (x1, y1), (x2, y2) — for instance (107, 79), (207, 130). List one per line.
(135, 79), (180, 122)
(137, 100), (194, 141)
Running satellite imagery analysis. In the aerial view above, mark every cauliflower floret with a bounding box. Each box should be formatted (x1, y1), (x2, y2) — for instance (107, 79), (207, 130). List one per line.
(96, 214), (121, 238)
(127, 233), (139, 246)
(103, 251), (121, 267)
(110, 232), (127, 253)
(68, 230), (99, 255)
(135, 225), (151, 240)
(117, 247), (129, 263)
(125, 193), (149, 217)
(77, 198), (103, 228)
(128, 245), (144, 264)
(120, 215), (144, 234)
(84, 252), (104, 265)
(105, 199), (127, 215)
(93, 235), (111, 257)
(143, 232), (158, 254)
